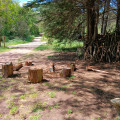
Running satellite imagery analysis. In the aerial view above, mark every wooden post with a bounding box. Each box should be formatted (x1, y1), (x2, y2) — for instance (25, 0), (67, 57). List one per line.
(60, 67), (71, 78)
(28, 67), (43, 83)
(49, 62), (55, 72)
(13, 63), (23, 71)
(2, 62), (13, 78)
(67, 63), (76, 72)
(2, 36), (6, 48)
(111, 98), (120, 120)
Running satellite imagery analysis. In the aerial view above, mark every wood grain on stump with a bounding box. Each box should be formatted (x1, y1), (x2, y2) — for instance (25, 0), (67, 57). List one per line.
(2, 62), (13, 78)
(60, 67), (71, 77)
(67, 63), (76, 72)
(13, 63), (23, 71)
(28, 67), (43, 83)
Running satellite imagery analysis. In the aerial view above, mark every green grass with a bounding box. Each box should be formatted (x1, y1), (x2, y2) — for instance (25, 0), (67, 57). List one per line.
(67, 109), (73, 114)
(48, 91), (56, 98)
(29, 115), (40, 120)
(35, 39), (83, 52)
(10, 106), (18, 115)
(0, 35), (34, 53)
(35, 44), (52, 51)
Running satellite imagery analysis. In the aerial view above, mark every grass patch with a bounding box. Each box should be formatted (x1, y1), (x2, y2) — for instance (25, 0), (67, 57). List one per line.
(29, 115), (40, 120)
(0, 35), (34, 53)
(35, 44), (52, 51)
(20, 94), (27, 99)
(32, 103), (44, 112)
(48, 91), (56, 98)
(10, 106), (18, 115)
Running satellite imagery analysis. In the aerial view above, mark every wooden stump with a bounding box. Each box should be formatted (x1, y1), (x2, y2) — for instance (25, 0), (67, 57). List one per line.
(111, 98), (120, 119)
(25, 61), (33, 66)
(28, 67), (43, 83)
(13, 63), (23, 71)
(60, 67), (71, 78)
(2, 62), (13, 78)
(67, 63), (76, 72)
(49, 62), (55, 72)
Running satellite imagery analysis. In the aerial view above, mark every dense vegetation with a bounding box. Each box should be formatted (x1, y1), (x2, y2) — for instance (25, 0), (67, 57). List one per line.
(0, 0), (39, 48)
(26, 0), (120, 62)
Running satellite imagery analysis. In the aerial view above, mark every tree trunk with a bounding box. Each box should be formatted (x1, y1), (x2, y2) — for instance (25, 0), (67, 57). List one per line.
(28, 67), (43, 83)
(116, 0), (120, 35)
(2, 62), (13, 78)
(60, 67), (71, 78)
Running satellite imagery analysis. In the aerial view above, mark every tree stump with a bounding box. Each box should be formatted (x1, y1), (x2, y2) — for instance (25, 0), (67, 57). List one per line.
(28, 67), (43, 83)
(25, 61), (32, 66)
(67, 63), (76, 72)
(13, 63), (23, 71)
(2, 62), (13, 78)
(111, 98), (120, 120)
(60, 67), (71, 78)
(49, 62), (55, 72)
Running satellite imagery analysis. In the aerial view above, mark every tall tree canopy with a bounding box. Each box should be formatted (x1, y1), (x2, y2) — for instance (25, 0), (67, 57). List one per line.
(26, 0), (120, 62)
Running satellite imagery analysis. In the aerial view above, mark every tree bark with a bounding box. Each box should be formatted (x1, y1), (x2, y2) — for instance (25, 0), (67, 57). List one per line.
(60, 67), (71, 78)
(2, 62), (13, 78)
(116, 0), (120, 35)
(13, 63), (23, 71)
(28, 67), (43, 83)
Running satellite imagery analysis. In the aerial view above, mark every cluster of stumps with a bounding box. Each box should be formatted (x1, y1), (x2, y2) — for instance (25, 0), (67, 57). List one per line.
(1, 61), (76, 83)
(1, 61), (120, 118)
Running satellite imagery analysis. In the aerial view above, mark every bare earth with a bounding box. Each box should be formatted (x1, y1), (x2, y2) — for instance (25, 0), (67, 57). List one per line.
(0, 37), (46, 66)
(0, 39), (120, 120)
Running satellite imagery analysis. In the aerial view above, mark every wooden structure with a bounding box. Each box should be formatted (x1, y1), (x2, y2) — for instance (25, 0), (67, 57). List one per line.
(111, 98), (120, 120)
(2, 62), (13, 78)
(13, 63), (23, 71)
(67, 63), (76, 72)
(25, 61), (32, 66)
(60, 67), (71, 78)
(28, 67), (43, 83)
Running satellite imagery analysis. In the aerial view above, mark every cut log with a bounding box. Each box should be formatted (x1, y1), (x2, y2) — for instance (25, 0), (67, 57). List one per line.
(60, 67), (71, 78)
(67, 63), (76, 72)
(86, 66), (108, 73)
(49, 62), (55, 72)
(25, 61), (33, 66)
(2, 62), (13, 78)
(13, 63), (23, 71)
(111, 98), (120, 119)
(28, 67), (43, 83)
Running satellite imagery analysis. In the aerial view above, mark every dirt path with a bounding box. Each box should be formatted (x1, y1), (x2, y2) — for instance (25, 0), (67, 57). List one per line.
(0, 37), (46, 66)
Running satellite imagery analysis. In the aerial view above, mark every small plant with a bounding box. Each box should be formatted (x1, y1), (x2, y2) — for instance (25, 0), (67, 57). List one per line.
(68, 75), (75, 81)
(48, 91), (56, 98)
(48, 106), (52, 110)
(32, 103), (44, 112)
(20, 94), (26, 99)
(60, 86), (67, 91)
(0, 75), (2, 79)
(7, 101), (15, 109)
(0, 113), (3, 117)
(72, 91), (76, 95)
(67, 109), (73, 114)
(30, 92), (38, 98)
(10, 106), (18, 115)
(29, 115), (40, 120)
(53, 104), (60, 108)
(97, 118), (101, 120)
(43, 102), (47, 106)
